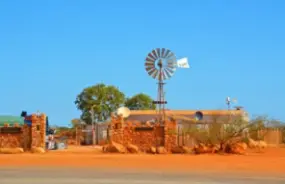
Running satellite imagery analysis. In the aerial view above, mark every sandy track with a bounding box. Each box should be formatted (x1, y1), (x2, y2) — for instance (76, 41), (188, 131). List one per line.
(1, 168), (285, 184)
(0, 147), (284, 176)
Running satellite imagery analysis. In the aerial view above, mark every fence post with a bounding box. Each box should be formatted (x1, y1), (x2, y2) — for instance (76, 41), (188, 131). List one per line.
(177, 126), (180, 146)
(182, 129), (184, 146)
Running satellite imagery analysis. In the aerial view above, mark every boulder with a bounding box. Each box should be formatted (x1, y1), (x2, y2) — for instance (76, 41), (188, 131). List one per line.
(126, 144), (139, 153)
(257, 140), (267, 149)
(103, 141), (127, 153)
(193, 143), (209, 154)
(225, 142), (247, 155)
(237, 142), (247, 150)
(0, 147), (24, 154)
(248, 138), (258, 148)
(171, 146), (192, 154)
(208, 144), (221, 153)
(181, 146), (192, 153)
(171, 146), (185, 154)
(156, 146), (167, 154)
(148, 146), (156, 154)
(31, 147), (45, 153)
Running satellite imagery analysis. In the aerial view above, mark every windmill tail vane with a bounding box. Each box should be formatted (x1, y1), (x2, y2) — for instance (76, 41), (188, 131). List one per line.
(176, 57), (190, 68)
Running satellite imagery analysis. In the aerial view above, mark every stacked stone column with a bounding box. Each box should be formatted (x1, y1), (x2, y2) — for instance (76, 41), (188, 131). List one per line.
(31, 113), (46, 149)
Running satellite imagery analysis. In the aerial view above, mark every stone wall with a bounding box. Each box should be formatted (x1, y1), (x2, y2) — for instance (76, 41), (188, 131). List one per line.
(0, 133), (22, 148)
(0, 113), (46, 151)
(109, 115), (177, 152)
(31, 114), (46, 148)
(164, 120), (177, 151)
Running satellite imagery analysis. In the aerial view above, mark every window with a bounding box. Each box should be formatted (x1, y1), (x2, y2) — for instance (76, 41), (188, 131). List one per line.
(36, 125), (40, 131)
(115, 123), (121, 129)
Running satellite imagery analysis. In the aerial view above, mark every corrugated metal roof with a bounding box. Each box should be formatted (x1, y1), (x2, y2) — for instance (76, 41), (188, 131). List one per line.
(0, 115), (24, 126)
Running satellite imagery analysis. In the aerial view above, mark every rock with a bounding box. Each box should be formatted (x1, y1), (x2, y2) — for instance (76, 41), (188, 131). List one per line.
(148, 146), (156, 154)
(248, 138), (258, 148)
(31, 147), (45, 153)
(156, 146), (167, 154)
(111, 141), (127, 153)
(171, 146), (191, 154)
(225, 142), (247, 155)
(103, 141), (127, 153)
(193, 143), (209, 154)
(126, 144), (139, 153)
(257, 140), (267, 149)
(171, 146), (184, 154)
(0, 147), (24, 154)
(181, 146), (192, 153)
(208, 144), (220, 153)
(237, 142), (247, 150)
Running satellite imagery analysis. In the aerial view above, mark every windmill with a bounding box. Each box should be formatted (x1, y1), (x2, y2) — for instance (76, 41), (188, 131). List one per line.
(144, 48), (189, 124)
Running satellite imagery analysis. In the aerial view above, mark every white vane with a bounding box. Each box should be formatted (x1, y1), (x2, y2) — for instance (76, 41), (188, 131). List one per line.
(176, 57), (190, 68)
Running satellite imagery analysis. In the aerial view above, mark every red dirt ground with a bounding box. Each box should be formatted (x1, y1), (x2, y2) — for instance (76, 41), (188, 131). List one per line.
(0, 146), (284, 175)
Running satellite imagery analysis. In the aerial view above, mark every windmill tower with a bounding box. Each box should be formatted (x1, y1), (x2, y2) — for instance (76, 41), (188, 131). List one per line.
(144, 48), (178, 123)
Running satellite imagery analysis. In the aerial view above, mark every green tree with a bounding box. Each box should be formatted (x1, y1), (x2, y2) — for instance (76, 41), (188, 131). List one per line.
(125, 93), (156, 110)
(74, 83), (125, 124)
(70, 118), (81, 128)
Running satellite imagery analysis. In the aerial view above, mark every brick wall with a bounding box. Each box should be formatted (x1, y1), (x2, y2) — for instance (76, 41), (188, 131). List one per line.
(109, 115), (177, 152)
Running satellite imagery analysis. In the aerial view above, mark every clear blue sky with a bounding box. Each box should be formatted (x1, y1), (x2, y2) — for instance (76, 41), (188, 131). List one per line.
(1, 0), (284, 126)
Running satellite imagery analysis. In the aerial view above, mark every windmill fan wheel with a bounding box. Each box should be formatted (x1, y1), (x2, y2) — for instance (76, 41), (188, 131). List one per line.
(145, 48), (177, 80)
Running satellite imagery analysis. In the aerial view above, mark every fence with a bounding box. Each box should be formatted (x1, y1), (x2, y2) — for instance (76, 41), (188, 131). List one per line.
(176, 123), (284, 147)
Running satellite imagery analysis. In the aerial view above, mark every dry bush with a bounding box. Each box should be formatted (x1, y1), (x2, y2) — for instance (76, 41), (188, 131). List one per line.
(185, 114), (279, 154)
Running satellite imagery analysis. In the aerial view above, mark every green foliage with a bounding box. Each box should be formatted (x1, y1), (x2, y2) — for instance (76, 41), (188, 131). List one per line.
(248, 115), (284, 140)
(55, 126), (71, 135)
(125, 93), (156, 110)
(70, 118), (81, 128)
(181, 114), (284, 147)
(74, 83), (125, 124)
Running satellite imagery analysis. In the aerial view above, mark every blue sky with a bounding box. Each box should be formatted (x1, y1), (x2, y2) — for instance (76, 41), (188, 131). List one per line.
(0, 0), (284, 126)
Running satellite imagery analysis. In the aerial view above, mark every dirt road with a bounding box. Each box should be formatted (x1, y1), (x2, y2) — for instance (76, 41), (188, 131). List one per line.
(0, 147), (284, 183)
(0, 147), (285, 174)
(0, 168), (285, 184)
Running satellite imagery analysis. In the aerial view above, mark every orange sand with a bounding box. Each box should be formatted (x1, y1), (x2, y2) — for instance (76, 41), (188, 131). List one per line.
(0, 146), (284, 175)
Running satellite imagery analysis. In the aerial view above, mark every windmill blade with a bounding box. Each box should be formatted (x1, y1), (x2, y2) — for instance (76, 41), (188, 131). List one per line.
(163, 68), (172, 79)
(145, 64), (154, 71)
(161, 48), (166, 58)
(148, 53), (156, 61)
(167, 59), (176, 67)
(167, 63), (176, 71)
(165, 67), (175, 76)
(145, 61), (155, 67)
(166, 52), (174, 59)
(152, 49), (158, 59)
(147, 68), (157, 78)
(146, 56), (155, 63)
(164, 49), (171, 59)
(156, 48), (161, 58)
(152, 69), (159, 79)
(162, 70), (167, 80)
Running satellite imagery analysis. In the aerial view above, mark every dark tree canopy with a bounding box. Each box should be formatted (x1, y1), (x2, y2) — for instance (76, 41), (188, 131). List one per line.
(125, 93), (156, 110)
(74, 83), (125, 124)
